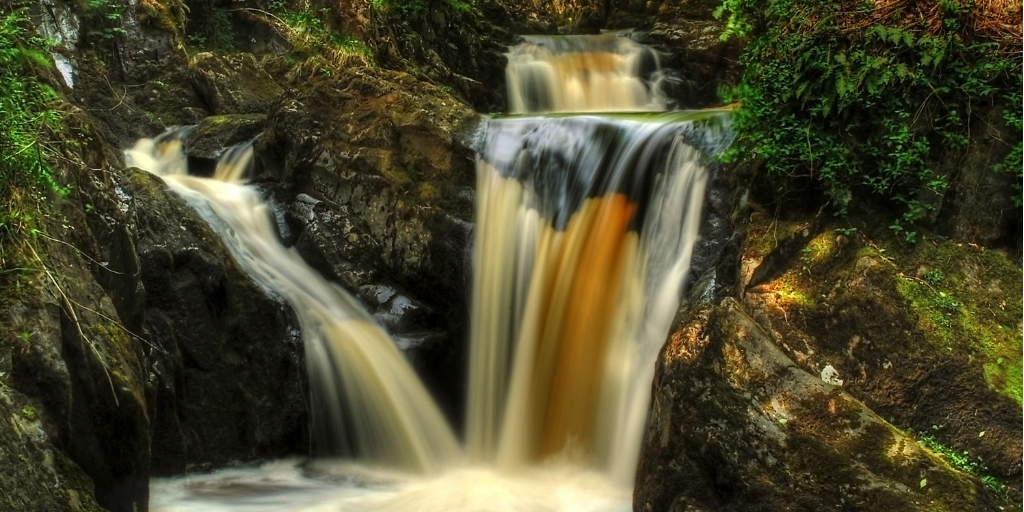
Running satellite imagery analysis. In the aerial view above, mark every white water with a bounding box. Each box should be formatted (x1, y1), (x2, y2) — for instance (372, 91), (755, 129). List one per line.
(506, 34), (665, 113)
(466, 116), (711, 484)
(150, 460), (629, 512)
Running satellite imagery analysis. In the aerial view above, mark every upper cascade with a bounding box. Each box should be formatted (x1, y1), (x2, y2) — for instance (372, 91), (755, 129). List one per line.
(506, 33), (666, 114)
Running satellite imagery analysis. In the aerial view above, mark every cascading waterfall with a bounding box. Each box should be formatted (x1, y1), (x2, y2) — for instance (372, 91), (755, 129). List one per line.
(505, 34), (665, 113)
(145, 32), (731, 512)
(126, 133), (461, 473)
(467, 113), (727, 483)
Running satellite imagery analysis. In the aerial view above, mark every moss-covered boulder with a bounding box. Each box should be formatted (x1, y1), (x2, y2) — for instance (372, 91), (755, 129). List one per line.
(635, 299), (1006, 511)
(188, 52), (283, 115)
(740, 203), (1023, 502)
(184, 113), (267, 160)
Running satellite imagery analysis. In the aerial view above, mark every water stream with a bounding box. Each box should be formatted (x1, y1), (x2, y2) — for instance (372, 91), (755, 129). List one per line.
(139, 34), (731, 512)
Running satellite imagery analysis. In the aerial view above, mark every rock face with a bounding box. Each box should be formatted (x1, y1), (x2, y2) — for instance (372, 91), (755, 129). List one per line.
(0, 384), (104, 512)
(939, 106), (1021, 248)
(123, 170), (307, 474)
(2, 35), (303, 512)
(635, 299), (1003, 511)
(738, 205), (1023, 494)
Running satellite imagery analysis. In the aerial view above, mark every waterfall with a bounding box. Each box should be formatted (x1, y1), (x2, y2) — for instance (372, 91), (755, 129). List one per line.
(144, 32), (732, 512)
(467, 115), (727, 482)
(126, 134), (461, 473)
(467, 33), (731, 485)
(505, 33), (665, 113)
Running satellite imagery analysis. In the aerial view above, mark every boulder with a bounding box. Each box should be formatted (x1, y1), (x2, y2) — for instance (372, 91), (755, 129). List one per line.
(635, 299), (1004, 511)
(184, 113), (268, 160)
(122, 169), (307, 474)
(739, 203), (1023, 501)
(188, 52), (284, 115)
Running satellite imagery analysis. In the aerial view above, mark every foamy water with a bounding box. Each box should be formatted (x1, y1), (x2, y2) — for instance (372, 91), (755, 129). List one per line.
(150, 461), (630, 512)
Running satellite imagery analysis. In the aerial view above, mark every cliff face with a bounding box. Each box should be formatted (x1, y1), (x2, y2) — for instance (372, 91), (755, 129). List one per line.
(0, 0), (1018, 511)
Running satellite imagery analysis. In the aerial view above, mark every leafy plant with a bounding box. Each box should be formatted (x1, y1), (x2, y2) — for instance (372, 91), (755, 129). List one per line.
(371, 0), (474, 18)
(716, 0), (1022, 240)
(0, 6), (64, 269)
(277, 7), (373, 65)
(914, 425), (1009, 499)
(82, 0), (126, 44)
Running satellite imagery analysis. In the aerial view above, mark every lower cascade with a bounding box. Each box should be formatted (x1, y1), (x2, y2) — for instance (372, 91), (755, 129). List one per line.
(468, 113), (730, 484)
(133, 35), (733, 511)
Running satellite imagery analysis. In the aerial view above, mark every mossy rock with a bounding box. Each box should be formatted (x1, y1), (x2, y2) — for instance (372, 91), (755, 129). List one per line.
(188, 52), (283, 115)
(184, 113), (267, 160)
(741, 203), (1023, 501)
(635, 299), (1006, 511)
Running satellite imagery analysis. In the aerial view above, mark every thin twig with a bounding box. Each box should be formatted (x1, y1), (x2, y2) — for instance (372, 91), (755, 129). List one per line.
(35, 232), (125, 275)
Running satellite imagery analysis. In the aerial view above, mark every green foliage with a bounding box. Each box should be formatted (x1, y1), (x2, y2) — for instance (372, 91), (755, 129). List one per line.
(0, 7), (64, 266)
(915, 425), (1010, 499)
(195, 10), (235, 49)
(717, 0), (1022, 240)
(81, 0), (126, 44)
(371, 0), (474, 18)
(277, 6), (373, 64)
(993, 83), (1023, 206)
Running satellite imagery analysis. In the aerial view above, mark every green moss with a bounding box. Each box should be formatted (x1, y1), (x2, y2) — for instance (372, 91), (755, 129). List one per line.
(88, 322), (131, 352)
(800, 230), (844, 273)
(20, 405), (34, 421)
(744, 209), (809, 261)
(418, 182), (440, 201)
(894, 240), (1023, 404)
(381, 165), (412, 187)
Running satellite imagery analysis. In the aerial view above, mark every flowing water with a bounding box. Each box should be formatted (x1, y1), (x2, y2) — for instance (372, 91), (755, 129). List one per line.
(141, 34), (731, 512)
(505, 34), (665, 113)
(126, 132), (461, 473)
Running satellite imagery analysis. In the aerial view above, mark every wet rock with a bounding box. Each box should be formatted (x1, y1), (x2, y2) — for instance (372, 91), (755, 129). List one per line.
(188, 52), (283, 115)
(123, 169), (307, 474)
(635, 299), (1004, 511)
(0, 386), (104, 512)
(184, 113), (267, 160)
